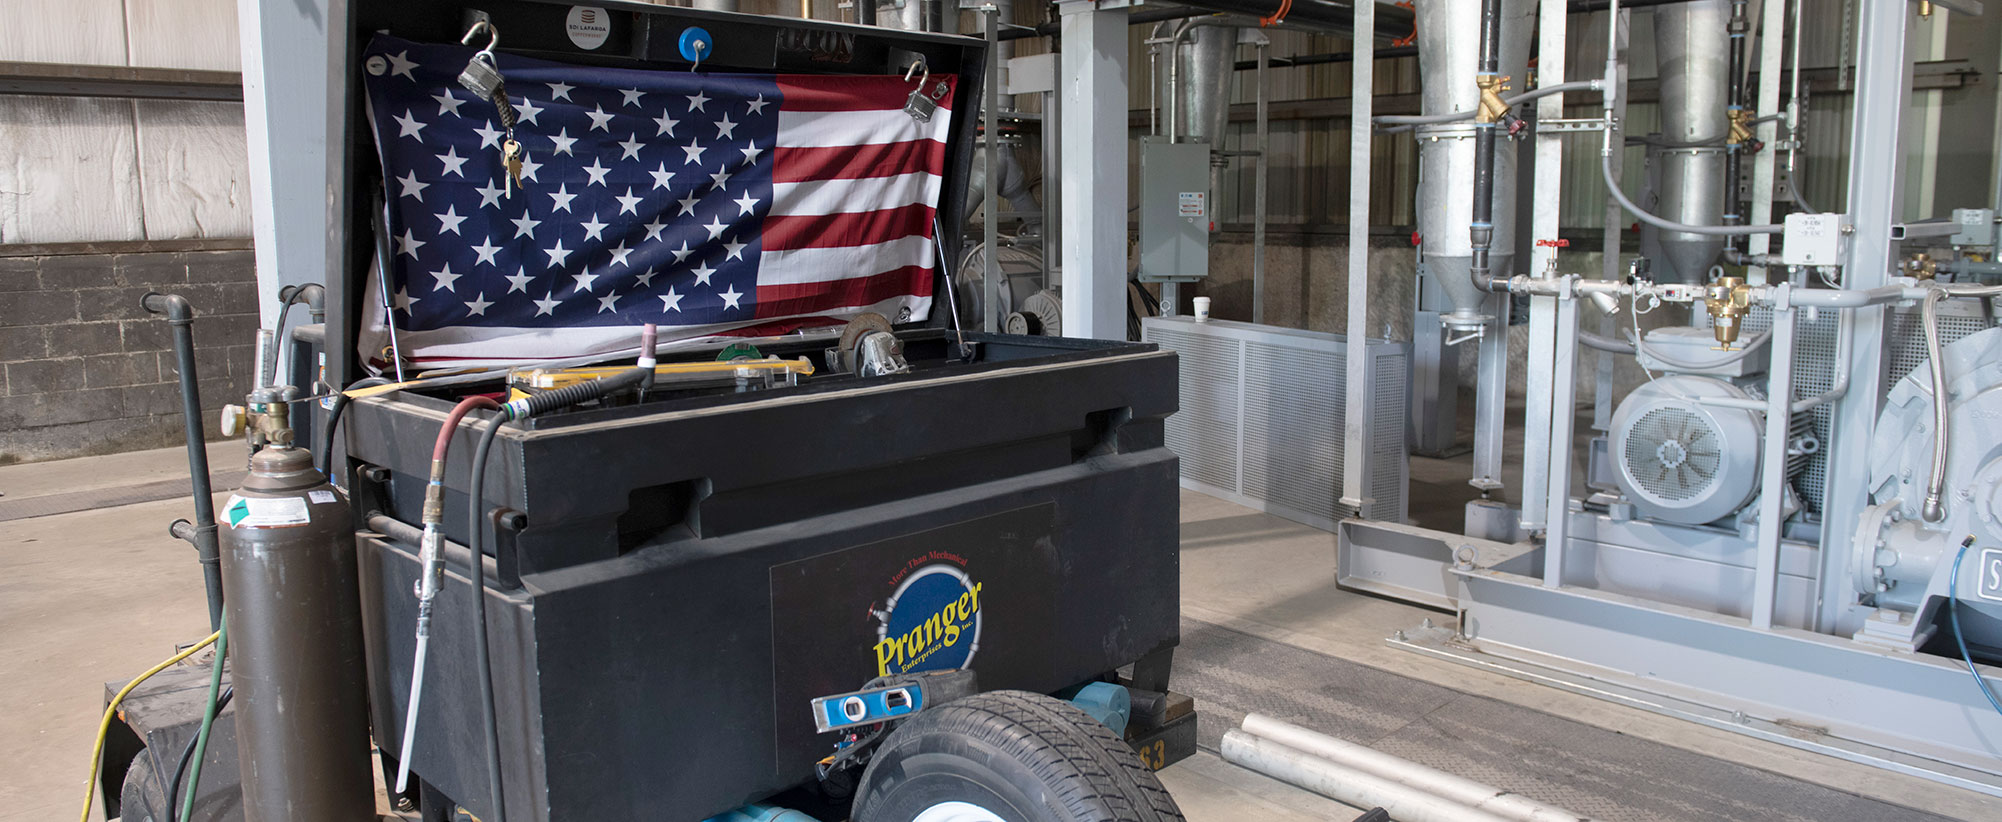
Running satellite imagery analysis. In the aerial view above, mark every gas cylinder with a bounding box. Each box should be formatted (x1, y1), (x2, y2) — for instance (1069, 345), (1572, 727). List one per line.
(218, 444), (373, 821)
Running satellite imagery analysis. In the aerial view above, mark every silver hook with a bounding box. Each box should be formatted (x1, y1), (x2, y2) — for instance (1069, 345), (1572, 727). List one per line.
(461, 20), (500, 55)
(903, 58), (928, 86)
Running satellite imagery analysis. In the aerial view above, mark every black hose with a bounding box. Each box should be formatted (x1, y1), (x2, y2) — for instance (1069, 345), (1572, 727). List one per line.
(318, 378), (393, 477)
(142, 292), (224, 633)
(1466, 0), (1504, 287)
(463, 366), (649, 822)
(465, 417), (509, 822)
(166, 685), (233, 822)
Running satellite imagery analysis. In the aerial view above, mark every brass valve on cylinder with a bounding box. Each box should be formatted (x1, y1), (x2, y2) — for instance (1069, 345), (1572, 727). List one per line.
(1704, 276), (1753, 350)
(1727, 108), (1754, 147)
(1476, 74), (1512, 124)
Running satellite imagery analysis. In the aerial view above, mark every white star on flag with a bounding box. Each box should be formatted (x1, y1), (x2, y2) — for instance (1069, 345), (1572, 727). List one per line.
(437, 146), (468, 177)
(505, 269), (534, 293)
(516, 153), (542, 182)
(745, 93), (769, 115)
(710, 168), (733, 189)
(394, 286), (419, 311)
(397, 170), (428, 201)
(598, 291), (622, 312)
(714, 115), (737, 139)
(533, 292), (561, 316)
(681, 140), (706, 165)
(620, 88), (646, 107)
(635, 267), (658, 287)
(548, 183), (578, 212)
(718, 284), (743, 310)
(691, 262), (716, 286)
(581, 214), (609, 242)
(513, 96), (544, 126)
(703, 217), (727, 240)
(615, 187), (644, 215)
(394, 110), (426, 140)
(477, 180), (506, 209)
(386, 50), (418, 80)
(549, 128), (577, 156)
(511, 213), (541, 239)
(659, 286), (683, 312)
(733, 192), (759, 215)
(474, 121), (503, 149)
(649, 162), (675, 190)
(546, 82), (574, 101)
(433, 91), (465, 117)
(643, 217), (668, 242)
(464, 292), (493, 316)
(435, 205), (467, 235)
(654, 111), (680, 137)
(431, 263), (461, 292)
(472, 237), (502, 265)
(677, 194), (700, 215)
(619, 133), (645, 160)
(686, 90), (710, 112)
(397, 228), (426, 258)
(740, 143), (764, 164)
(723, 239), (747, 261)
(583, 158), (611, 186)
(607, 242), (633, 268)
(544, 239), (574, 267)
(572, 270), (599, 291)
(586, 104), (615, 131)
(671, 241), (694, 262)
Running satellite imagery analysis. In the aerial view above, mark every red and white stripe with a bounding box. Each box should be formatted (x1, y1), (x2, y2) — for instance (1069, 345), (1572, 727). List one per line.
(756, 75), (955, 320)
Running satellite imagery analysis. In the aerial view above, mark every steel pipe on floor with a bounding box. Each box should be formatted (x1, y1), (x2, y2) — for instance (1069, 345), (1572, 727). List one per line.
(1235, 715), (1595, 822)
(1221, 731), (1517, 822)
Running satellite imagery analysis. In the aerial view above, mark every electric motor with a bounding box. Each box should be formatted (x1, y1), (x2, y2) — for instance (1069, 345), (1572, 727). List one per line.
(1609, 375), (1764, 525)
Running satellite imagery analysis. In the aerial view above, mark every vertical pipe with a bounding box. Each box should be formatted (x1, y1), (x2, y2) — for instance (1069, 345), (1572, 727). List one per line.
(1465, 0), (1505, 290)
(1816, 0), (1908, 634)
(1058, 2), (1128, 340)
(1751, 295), (1796, 629)
(1542, 287), (1581, 587)
(1723, 0), (1749, 251)
(1341, 0), (1375, 512)
(1253, 40), (1269, 325)
(1471, 293), (1509, 492)
(144, 293), (225, 632)
(983, 7), (1001, 332)
(1745, 0), (1787, 280)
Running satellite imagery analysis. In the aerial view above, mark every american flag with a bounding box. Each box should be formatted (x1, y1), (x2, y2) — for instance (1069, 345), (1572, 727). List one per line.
(357, 34), (954, 366)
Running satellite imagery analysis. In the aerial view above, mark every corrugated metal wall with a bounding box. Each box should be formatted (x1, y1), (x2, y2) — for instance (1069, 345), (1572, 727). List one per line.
(0, 0), (250, 245)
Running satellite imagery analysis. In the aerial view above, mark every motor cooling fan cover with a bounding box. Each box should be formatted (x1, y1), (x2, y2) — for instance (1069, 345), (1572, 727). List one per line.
(1610, 375), (1764, 525)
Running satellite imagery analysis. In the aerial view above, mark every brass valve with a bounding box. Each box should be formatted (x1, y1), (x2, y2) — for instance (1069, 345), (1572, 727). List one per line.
(1704, 276), (1753, 350)
(1903, 252), (1938, 280)
(1476, 74), (1512, 124)
(1727, 108), (1754, 146)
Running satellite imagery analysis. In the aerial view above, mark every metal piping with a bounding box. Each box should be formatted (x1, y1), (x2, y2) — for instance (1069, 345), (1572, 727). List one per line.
(1465, 0), (1507, 298)
(1722, 0), (1750, 252)
(1238, 715), (1592, 822)
(144, 292), (225, 632)
(1220, 732), (1517, 822)
(1648, 0), (1732, 280)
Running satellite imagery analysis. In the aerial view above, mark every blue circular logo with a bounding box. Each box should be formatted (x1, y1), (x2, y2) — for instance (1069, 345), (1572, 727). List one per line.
(873, 565), (982, 676)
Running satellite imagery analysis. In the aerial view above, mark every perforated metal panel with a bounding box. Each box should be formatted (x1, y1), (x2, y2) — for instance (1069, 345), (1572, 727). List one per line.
(1144, 316), (1410, 530)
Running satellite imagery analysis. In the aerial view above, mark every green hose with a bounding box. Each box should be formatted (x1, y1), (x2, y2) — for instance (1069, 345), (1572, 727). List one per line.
(179, 614), (227, 821)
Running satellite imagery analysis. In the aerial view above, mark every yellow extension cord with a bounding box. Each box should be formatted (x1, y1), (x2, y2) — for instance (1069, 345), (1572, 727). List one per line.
(77, 629), (221, 822)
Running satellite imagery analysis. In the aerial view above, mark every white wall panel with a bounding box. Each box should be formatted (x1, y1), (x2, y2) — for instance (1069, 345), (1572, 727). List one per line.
(0, 0), (130, 65)
(0, 95), (144, 244)
(124, 0), (242, 70)
(134, 100), (252, 239)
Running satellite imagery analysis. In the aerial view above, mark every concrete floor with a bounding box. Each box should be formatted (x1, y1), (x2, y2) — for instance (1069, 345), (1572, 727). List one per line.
(2, 442), (1995, 821)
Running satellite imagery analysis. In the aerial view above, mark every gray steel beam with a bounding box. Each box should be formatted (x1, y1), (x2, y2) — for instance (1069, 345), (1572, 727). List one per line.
(1058, 1), (1130, 340)
(0, 61), (242, 101)
(1745, 0), (1787, 283)
(238, 0), (349, 332)
(1815, 0), (1910, 635)
(1341, 0), (1376, 511)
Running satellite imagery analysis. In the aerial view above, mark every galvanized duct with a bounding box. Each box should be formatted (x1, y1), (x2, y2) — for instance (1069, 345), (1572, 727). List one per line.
(1412, 0), (1535, 328)
(1649, 0), (1731, 282)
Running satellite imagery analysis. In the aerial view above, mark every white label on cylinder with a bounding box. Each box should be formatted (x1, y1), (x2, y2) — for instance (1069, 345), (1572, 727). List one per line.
(224, 495), (312, 528)
(309, 490), (337, 504)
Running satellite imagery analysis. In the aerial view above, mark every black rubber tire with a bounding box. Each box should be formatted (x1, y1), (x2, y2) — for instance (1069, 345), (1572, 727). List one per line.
(851, 690), (1185, 822)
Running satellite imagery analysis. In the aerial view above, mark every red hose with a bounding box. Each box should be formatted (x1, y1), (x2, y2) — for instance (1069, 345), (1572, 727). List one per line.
(433, 396), (501, 466)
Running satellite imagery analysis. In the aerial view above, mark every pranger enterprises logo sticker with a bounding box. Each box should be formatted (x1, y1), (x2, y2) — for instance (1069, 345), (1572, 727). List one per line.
(870, 552), (982, 677)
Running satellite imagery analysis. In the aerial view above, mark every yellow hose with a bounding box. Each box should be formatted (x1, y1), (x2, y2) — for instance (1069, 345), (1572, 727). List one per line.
(78, 630), (220, 822)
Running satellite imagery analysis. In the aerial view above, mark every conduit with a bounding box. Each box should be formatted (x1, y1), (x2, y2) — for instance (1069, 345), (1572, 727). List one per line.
(1221, 731), (1518, 822)
(1238, 714), (1595, 822)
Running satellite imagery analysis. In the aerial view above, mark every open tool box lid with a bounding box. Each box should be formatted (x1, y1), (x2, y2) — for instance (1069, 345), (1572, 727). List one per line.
(327, 0), (987, 389)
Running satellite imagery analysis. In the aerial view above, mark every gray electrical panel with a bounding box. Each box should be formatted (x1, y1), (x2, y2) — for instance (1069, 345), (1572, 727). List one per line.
(1137, 137), (1213, 282)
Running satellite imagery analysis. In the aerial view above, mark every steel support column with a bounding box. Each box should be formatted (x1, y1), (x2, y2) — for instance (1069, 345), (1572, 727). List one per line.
(1745, 0), (1787, 283)
(1815, 0), (1909, 635)
(1058, 2), (1130, 340)
(237, 0), (348, 332)
(1341, 0), (1376, 511)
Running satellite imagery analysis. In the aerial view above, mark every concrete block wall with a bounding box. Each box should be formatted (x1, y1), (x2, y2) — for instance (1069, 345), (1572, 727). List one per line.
(0, 249), (258, 464)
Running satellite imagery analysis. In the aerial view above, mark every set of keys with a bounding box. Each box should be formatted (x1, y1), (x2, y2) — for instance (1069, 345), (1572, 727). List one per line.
(457, 21), (525, 195)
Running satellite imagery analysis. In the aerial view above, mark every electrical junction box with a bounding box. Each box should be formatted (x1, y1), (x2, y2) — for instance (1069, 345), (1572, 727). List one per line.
(1782, 212), (1850, 266)
(1952, 208), (1997, 247)
(1138, 136), (1213, 283)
